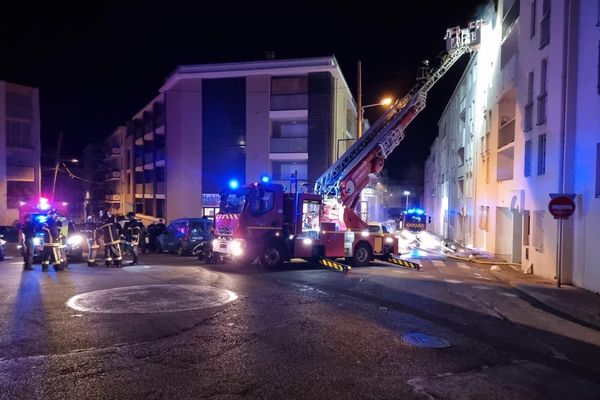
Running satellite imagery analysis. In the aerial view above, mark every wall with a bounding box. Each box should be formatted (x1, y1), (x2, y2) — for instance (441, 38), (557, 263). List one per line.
(245, 76), (270, 183)
(165, 80), (204, 221)
(571, 0), (600, 293)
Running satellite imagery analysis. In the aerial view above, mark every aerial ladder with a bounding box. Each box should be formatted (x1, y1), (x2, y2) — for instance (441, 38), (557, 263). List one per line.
(315, 20), (485, 230)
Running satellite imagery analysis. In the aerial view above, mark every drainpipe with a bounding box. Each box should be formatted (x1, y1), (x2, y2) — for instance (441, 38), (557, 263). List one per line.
(556, 0), (578, 285)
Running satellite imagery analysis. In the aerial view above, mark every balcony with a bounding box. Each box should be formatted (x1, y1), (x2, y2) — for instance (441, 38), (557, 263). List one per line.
(7, 166), (34, 181)
(104, 147), (121, 159)
(270, 137), (308, 153)
(135, 184), (143, 193)
(105, 171), (121, 181)
(270, 94), (308, 111)
(156, 182), (165, 194)
(144, 183), (154, 194)
(144, 120), (153, 134)
(501, 53), (517, 94)
(144, 152), (154, 164)
(105, 194), (121, 202)
(498, 119), (516, 148)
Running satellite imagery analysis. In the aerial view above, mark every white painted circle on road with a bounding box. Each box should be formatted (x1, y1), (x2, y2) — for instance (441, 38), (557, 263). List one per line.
(66, 284), (238, 314)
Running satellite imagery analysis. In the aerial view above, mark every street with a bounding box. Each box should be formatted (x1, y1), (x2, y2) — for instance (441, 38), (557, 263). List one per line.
(1, 252), (600, 400)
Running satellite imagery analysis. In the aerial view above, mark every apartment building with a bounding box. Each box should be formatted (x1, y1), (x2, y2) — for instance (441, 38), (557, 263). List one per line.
(0, 81), (41, 225)
(425, 0), (600, 292)
(96, 57), (356, 223)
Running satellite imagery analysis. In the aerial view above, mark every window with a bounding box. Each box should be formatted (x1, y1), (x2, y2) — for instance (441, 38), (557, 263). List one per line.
(251, 190), (275, 215)
(6, 119), (32, 148)
(530, 0), (536, 38)
(525, 71), (534, 132)
(537, 134), (546, 175)
(272, 161), (307, 181)
(524, 139), (532, 177)
(537, 59), (547, 125)
(272, 120), (308, 138)
(540, 0), (550, 48)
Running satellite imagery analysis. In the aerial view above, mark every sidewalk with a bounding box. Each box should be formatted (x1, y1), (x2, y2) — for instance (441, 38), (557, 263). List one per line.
(483, 263), (600, 332)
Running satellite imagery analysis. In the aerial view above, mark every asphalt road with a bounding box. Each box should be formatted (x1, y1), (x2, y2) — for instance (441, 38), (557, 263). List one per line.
(1, 251), (600, 399)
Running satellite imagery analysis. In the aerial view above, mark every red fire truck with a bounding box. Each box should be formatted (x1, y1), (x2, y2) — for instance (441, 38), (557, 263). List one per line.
(213, 20), (484, 270)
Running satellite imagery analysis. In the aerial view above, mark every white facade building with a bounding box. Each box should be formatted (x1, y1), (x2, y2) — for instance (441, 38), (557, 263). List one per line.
(425, 0), (600, 292)
(0, 81), (41, 225)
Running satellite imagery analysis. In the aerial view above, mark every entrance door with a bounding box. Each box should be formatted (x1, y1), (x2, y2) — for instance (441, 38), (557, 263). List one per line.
(511, 211), (522, 263)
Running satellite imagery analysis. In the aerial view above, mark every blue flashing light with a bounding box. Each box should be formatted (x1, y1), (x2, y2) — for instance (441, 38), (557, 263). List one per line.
(228, 179), (240, 190)
(260, 175), (270, 184)
(407, 208), (425, 215)
(34, 215), (48, 224)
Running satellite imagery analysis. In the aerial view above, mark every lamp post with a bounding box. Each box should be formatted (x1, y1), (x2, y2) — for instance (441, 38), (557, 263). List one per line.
(403, 190), (410, 210)
(358, 97), (393, 138)
(52, 158), (79, 202)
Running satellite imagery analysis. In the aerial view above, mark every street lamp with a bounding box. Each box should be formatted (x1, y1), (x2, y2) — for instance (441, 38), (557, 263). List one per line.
(52, 158), (79, 201)
(358, 97), (393, 138)
(403, 190), (410, 210)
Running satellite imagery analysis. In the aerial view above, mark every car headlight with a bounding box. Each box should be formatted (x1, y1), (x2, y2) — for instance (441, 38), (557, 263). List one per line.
(361, 231), (370, 237)
(67, 235), (83, 246)
(33, 237), (42, 246)
(212, 239), (219, 247)
(385, 237), (394, 244)
(230, 240), (243, 257)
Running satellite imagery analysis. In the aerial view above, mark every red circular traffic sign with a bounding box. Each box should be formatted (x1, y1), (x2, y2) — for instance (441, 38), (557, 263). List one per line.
(548, 196), (576, 219)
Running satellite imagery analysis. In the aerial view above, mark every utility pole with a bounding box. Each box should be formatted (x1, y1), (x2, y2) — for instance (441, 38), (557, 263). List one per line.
(357, 60), (362, 138)
(51, 132), (63, 202)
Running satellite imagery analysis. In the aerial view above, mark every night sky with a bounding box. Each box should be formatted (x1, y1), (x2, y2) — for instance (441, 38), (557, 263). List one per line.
(1, 0), (487, 181)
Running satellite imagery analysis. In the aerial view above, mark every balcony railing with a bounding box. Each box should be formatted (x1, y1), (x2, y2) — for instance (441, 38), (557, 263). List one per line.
(498, 119), (516, 148)
(105, 171), (121, 181)
(6, 166), (34, 181)
(270, 94), (308, 111)
(105, 194), (121, 202)
(144, 183), (154, 194)
(135, 184), (143, 194)
(156, 182), (165, 194)
(104, 147), (121, 158)
(270, 137), (308, 153)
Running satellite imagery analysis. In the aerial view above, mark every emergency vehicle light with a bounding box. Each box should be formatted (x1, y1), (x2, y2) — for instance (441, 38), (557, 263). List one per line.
(38, 197), (50, 210)
(228, 179), (239, 190)
(260, 175), (270, 183)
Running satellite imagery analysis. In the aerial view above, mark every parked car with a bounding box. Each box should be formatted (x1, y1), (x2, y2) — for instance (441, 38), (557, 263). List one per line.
(0, 226), (19, 243)
(0, 236), (6, 261)
(157, 218), (213, 256)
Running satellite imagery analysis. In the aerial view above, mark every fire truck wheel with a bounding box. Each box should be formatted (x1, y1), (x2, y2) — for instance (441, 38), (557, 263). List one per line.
(260, 243), (284, 269)
(351, 242), (372, 267)
(177, 244), (185, 256)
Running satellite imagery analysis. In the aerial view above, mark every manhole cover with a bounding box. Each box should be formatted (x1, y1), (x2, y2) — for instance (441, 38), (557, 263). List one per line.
(66, 284), (238, 314)
(401, 333), (451, 348)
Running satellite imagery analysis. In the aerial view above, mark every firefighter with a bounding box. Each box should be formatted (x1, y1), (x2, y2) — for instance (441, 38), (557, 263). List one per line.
(21, 214), (36, 271)
(123, 212), (141, 265)
(40, 210), (65, 272)
(99, 211), (123, 268)
(85, 215), (100, 267)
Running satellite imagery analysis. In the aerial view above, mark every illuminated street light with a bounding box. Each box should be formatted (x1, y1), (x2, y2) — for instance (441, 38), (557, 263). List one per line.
(403, 190), (411, 210)
(362, 97), (394, 111)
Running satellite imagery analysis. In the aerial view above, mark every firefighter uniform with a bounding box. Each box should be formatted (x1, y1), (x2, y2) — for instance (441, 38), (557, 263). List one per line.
(123, 214), (141, 265)
(40, 217), (64, 272)
(85, 217), (100, 266)
(21, 218), (36, 271)
(100, 218), (123, 267)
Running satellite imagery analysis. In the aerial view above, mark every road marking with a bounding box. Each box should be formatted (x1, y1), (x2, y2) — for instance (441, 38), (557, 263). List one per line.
(499, 292), (518, 297)
(472, 285), (492, 290)
(66, 284), (238, 314)
(432, 260), (445, 267)
(457, 263), (471, 269)
(443, 279), (463, 284)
